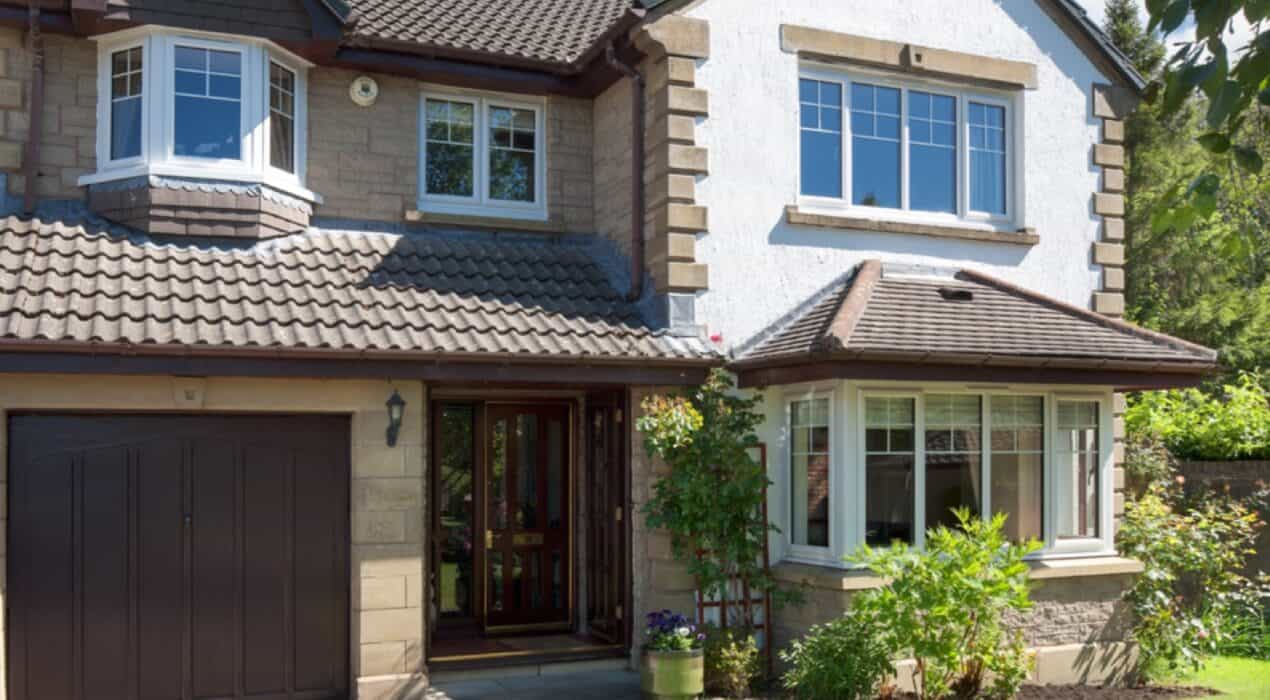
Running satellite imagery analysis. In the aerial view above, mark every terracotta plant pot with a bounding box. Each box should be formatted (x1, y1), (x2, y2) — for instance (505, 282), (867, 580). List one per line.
(640, 647), (705, 699)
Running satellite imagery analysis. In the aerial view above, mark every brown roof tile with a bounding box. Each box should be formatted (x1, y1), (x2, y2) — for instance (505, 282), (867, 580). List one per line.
(0, 215), (715, 363)
(738, 261), (1217, 370)
(346, 0), (636, 68)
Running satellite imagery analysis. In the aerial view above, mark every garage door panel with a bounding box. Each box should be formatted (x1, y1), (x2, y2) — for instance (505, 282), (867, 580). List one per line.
(8, 415), (351, 700)
(243, 445), (290, 696)
(293, 445), (344, 692)
(81, 444), (131, 699)
(136, 437), (187, 700)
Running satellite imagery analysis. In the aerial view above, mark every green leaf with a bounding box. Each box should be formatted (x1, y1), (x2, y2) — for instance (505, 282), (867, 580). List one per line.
(1205, 80), (1242, 129)
(1246, 0), (1270, 22)
(1197, 132), (1231, 153)
(1161, 0), (1192, 34)
(1233, 145), (1264, 173)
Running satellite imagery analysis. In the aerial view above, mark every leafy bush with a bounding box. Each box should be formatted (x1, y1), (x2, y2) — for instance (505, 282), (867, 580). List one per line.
(1126, 371), (1270, 461)
(851, 510), (1039, 700)
(703, 625), (761, 698)
(1117, 481), (1267, 680)
(780, 608), (895, 700)
(1214, 599), (1269, 661)
(1123, 431), (1177, 497)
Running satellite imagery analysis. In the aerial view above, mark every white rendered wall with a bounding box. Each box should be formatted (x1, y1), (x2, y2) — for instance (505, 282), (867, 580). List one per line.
(683, 0), (1113, 351)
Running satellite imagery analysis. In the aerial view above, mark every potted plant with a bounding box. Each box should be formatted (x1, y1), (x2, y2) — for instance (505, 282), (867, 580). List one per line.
(641, 610), (705, 699)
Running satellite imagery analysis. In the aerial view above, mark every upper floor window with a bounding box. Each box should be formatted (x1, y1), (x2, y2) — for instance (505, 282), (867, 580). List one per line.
(799, 69), (1015, 225)
(419, 92), (547, 221)
(86, 29), (311, 201)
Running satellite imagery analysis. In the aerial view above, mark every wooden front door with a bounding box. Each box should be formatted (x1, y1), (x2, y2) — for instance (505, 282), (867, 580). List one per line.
(483, 404), (572, 632)
(585, 391), (628, 645)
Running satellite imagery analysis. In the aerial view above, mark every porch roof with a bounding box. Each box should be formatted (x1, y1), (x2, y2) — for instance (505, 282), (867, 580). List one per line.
(0, 213), (718, 371)
(732, 260), (1217, 389)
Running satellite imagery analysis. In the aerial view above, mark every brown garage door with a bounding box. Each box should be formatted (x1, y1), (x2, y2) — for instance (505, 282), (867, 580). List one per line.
(6, 414), (350, 700)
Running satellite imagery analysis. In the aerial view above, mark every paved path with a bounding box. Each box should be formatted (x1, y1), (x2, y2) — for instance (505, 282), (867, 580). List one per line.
(427, 669), (642, 699)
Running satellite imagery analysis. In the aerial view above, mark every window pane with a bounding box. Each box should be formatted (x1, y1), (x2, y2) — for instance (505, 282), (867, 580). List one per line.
(111, 97), (142, 161)
(424, 99), (476, 197)
(790, 398), (830, 548)
(851, 83), (900, 208)
(909, 91), (956, 213)
(269, 63), (296, 173)
(488, 106), (536, 203)
(990, 396), (1044, 542)
(969, 101), (1007, 214)
(174, 95), (240, 159)
(799, 78), (843, 198)
(865, 397), (915, 546)
(1056, 401), (1099, 539)
(924, 395), (982, 532)
(173, 46), (241, 160)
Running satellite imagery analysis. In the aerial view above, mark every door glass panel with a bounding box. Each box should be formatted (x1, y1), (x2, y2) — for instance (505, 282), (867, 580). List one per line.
(552, 549), (563, 609)
(529, 553), (542, 609)
(490, 418), (508, 530)
(511, 552), (525, 608)
(516, 414), (538, 529)
(488, 551), (503, 612)
(438, 405), (475, 617)
(548, 419), (564, 528)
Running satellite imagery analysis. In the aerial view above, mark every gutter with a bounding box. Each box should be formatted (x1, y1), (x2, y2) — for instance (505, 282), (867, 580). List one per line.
(605, 42), (646, 302)
(22, 0), (42, 215)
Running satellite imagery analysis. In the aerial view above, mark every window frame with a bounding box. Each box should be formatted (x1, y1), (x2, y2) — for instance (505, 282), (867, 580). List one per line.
(781, 383), (1116, 568)
(418, 89), (549, 222)
(86, 28), (313, 202)
(797, 63), (1018, 230)
(783, 386), (839, 566)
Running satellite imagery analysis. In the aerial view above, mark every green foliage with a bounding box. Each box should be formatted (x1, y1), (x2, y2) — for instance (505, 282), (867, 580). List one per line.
(1125, 371), (1270, 460)
(779, 609), (896, 700)
(1116, 481), (1267, 680)
(703, 625), (761, 698)
(1123, 431), (1177, 496)
(850, 510), (1039, 700)
(637, 369), (786, 626)
(1214, 600), (1269, 660)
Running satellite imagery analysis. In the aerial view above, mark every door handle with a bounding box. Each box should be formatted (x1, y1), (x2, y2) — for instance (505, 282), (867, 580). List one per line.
(486, 530), (494, 548)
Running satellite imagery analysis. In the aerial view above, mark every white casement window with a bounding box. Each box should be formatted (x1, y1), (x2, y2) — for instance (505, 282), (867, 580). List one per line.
(798, 66), (1018, 228)
(419, 91), (548, 221)
(86, 28), (312, 201)
(774, 385), (1113, 566)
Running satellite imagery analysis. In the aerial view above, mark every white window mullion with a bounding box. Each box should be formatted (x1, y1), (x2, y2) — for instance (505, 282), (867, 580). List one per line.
(900, 86), (910, 212)
(914, 393), (927, 549)
(842, 79), (852, 207)
(981, 394), (993, 521)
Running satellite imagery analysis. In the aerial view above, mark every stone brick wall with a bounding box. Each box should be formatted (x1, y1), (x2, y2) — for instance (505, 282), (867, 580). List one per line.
(0, 374), (429, 700)
(309, 66), (595, 231)
(0, 30), (96, 202)
(593, 78), (634, 258)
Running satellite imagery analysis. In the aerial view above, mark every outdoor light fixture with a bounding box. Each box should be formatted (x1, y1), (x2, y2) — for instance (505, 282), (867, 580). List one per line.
(385, 390), (406, 447)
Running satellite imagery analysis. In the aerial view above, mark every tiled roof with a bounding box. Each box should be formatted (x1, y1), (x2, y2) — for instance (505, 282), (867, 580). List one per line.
(738, 261), (1216, 369)
(0, 215), (715, 363)
(345, 0), (636, 68)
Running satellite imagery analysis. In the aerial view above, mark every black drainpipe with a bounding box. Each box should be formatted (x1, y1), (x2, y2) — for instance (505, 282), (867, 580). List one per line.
(605, 43), (645, 302)
(22, 0), (43, 215)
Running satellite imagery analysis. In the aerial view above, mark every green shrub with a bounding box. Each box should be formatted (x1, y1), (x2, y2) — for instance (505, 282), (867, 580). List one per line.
(851, 510), (1039, 700)
(1126, 371), (1270, 461)
(1215, 599), (1269, 661)
(1117, 481), (1267, 680)
(780, 608), (895, 700)
(703, 626), (761, 698)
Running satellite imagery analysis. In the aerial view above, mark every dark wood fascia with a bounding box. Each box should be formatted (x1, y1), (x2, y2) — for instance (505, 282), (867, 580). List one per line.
(330, 47), (588, 97)
(734, 358), (1212, 391)
(0, 349), (714, 387)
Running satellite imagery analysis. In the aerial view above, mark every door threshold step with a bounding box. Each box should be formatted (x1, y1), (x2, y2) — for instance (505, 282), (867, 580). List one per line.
(429, 654), (628, 683)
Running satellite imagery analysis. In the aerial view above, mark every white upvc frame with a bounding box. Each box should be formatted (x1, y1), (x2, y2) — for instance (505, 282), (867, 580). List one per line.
(85, 26), (314, 203)
(783, 384), (840, 566)
(776, 380), (1114, 569)
(797, 62), (1021, 231)
(418, 88), (549, 221)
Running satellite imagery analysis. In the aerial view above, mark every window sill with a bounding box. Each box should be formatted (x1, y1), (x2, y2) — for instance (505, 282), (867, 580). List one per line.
(772, 555), (1142, 591)
(785, 205), (1039, 246)
(406, 209), (565, 233)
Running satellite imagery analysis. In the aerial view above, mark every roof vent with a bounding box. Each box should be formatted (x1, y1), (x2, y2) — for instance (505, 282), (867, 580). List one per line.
(938, 287), (974, 302)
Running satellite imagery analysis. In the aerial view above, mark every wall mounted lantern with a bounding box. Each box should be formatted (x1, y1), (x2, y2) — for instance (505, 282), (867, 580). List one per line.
(385, 390), (406, 447)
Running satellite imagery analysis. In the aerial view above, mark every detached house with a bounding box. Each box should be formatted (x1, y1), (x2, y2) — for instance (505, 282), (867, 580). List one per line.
(0, 0), (1218, 698)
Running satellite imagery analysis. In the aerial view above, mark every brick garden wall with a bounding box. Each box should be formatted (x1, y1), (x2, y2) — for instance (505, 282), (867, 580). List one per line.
(1177, 459), (1270, 576)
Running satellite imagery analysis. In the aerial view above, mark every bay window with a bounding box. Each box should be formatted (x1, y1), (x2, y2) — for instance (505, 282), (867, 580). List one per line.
(781, 387), (1112, 564)
(419, 92), (547, 221)
(798, 68), (1016, 225)
(87, 29), (311, 200)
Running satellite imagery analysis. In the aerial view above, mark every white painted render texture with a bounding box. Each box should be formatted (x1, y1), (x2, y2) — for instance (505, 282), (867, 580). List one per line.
(683, 0), (1113, 351)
